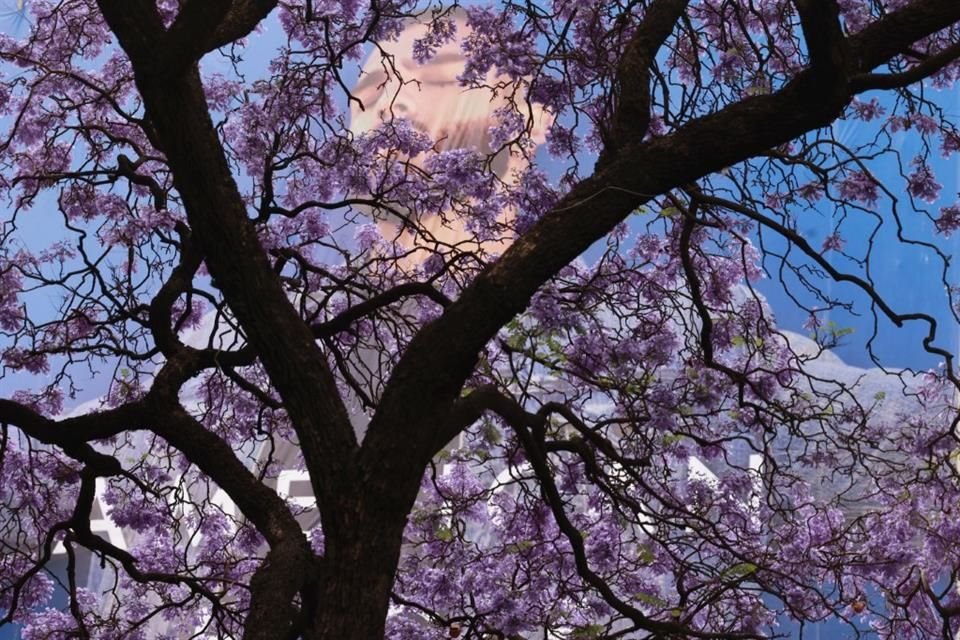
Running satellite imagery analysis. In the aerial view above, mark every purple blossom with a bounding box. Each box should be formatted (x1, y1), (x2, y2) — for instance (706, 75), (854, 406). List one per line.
(935, 203), (960, 236)
(941, 130), (960, 157)
(838, 170), (879, 206)
(411, 17), (458, 63)
(460, 7), (537, 84)
(821, 232), (844, 252)
(545, 122), (580, 159)
(487, 106), (526, 149)
(906, 158), (942, 203)
(354, 223), (382, 252)
(850, 97), (884, 121)
(511, 167), (558, 234)
(796, 182), (824, 202)
(0, 264), (23, 331)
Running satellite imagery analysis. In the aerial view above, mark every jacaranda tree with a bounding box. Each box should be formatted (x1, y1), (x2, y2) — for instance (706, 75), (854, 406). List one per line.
(3, 0), (960, 638)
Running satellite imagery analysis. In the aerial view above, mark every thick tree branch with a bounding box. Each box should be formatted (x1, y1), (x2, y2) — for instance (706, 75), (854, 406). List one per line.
(603, 0), (691, 161)
(163, 0), (280, 72)
(311, 282), (451, 337)
(95, 0), (165, 71)
(0, 393), (305, 550)
(851, 0), (960, 72)
(145, 403), (306, 547)
(202, 0), (280, 54)
(361, 0), (960, 493)
(792, 0), (848, 86)
(116, 153), (168, 210)
(164, 0), (234, 60)
(0, 398), (143, 450)
(0, 356), (314, 606)
(852, 39), (960, 90)
(99, 0), (279, 75)
(148, 223), (203, 356)
(94, 32), (359, 527)
(244, 537), (316, 640)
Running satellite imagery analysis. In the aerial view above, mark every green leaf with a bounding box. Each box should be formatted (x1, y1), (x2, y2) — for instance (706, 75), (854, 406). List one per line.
(723, 562), (757, 578)
(659, 206), (679, 218)
(662, 433), (683, 446)
(637, 544), (655, 565)
(633, 592), (669, 608)
(482, 422), (502, 445)
(506, 540), (535, 553)
(571, 624), (605, 639)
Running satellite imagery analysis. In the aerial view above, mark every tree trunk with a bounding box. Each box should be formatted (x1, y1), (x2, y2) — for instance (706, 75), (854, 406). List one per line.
(304, 501), (412, 640)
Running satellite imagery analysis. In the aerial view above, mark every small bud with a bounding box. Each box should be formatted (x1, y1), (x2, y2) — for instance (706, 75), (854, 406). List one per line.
(449, 623), (461, 637)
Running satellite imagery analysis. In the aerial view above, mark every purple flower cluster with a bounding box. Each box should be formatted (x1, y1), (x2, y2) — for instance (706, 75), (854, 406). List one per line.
(838, 170), (880, 206)
(907, 158), (942, 204)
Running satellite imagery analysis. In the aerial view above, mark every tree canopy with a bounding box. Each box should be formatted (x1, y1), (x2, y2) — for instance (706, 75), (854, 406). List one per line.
(3, 1), (960, 638)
